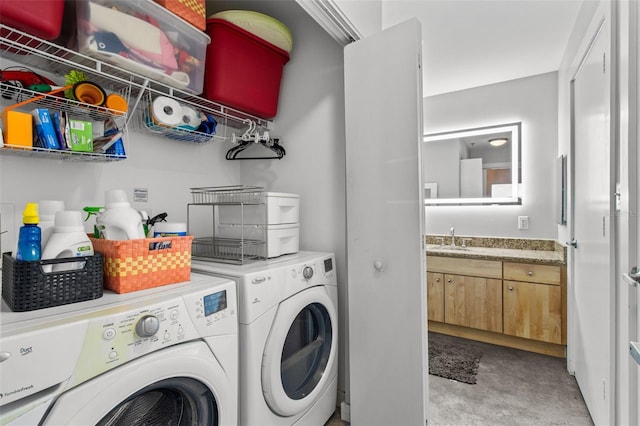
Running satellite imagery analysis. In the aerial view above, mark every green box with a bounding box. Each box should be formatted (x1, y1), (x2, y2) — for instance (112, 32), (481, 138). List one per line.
(67, 119), (93, 152)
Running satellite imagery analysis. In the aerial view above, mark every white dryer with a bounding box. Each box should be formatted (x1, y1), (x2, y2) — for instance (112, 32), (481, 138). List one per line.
(0, 273), (238, 426)
(192, 252), (338, 426)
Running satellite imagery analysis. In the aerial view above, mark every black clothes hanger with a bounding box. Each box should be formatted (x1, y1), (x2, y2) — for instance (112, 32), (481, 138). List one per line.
(226, 138), (285, 160)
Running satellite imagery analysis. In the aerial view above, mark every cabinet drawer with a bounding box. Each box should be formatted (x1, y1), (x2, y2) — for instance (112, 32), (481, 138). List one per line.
(503, 262), (561, 285)
(427, 256), (502, 279)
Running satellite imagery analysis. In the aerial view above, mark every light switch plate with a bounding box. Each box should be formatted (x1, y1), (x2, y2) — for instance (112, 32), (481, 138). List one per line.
(518, 215), (529, 230)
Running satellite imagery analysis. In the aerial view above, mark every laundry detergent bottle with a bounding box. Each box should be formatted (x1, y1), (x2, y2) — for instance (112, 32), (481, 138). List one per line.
(42, 211), (94, 260)
(42, 211), (94, 272)
(97, 189), (146, 240)
(39, 200), (65, 247)
(16, 202), (41, 261)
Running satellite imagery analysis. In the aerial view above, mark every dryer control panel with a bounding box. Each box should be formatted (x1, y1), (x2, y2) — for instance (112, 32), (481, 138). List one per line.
(68, 279), (237, 388)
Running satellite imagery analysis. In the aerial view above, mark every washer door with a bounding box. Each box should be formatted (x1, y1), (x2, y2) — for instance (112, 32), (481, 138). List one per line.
(42, 341), (234, 425)
(262, 286), (337, 416)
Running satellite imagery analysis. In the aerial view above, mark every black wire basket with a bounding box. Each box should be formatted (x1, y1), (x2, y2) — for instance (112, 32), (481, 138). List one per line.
(2, 252), (103, 312)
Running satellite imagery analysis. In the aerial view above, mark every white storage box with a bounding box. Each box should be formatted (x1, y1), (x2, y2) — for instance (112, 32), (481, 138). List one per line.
(75, 0), (210, 94)
(217, 223), (299, 258)
(218, 192), (299, 225)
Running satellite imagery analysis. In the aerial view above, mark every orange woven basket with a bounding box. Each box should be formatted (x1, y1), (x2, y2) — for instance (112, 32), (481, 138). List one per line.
(91, 236), (193, 294)
(155, 0), (206, 30)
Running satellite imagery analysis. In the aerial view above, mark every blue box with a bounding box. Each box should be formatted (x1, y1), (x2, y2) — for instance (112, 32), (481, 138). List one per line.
(31, 108), (60, 150)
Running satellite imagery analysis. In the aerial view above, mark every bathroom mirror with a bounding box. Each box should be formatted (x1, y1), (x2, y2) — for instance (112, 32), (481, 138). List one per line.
(423, 122), (521, 205)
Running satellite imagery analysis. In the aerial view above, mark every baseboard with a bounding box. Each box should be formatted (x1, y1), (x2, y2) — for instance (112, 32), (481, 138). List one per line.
(340, 401), (351, 422)
(428, 321), (566, 358)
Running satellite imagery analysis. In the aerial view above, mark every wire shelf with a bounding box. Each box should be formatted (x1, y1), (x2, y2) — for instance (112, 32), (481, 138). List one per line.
(0, 83), (130, 123)
(0, 24), (272, 130)
(0, 144), (126, 162)
(135, 89), (224, 144)
(189, 185), (265, 204)
(191, 237), (265, 264)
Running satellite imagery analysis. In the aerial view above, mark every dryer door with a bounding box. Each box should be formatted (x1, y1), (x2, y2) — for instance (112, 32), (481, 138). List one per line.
(42, 342), (235, 425)
(262, 286), (338, 416)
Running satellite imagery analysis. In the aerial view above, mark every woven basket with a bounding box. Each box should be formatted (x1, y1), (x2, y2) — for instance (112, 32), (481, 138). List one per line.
(155, 0), (206, 30)
(91, 236), (193, 294)
(2, 252), (103, 312)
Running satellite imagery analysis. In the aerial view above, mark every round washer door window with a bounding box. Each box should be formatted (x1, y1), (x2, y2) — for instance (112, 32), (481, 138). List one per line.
(262, 286), (338, 416)
(96, 377), (217, 426)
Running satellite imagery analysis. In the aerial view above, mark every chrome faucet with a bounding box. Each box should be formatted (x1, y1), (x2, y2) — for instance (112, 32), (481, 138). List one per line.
(450, 227), (456, 247)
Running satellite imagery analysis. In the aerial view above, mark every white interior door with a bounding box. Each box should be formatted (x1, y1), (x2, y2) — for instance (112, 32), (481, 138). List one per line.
(344, 19), (427, 426)
(571, 14), (614, 426)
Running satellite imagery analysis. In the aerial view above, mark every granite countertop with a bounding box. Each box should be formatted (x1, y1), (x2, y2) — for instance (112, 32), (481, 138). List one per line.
(425, 235), (566, 265)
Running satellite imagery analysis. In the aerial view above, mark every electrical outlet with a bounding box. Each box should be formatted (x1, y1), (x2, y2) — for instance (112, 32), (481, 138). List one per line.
(518, 216), (529, 230)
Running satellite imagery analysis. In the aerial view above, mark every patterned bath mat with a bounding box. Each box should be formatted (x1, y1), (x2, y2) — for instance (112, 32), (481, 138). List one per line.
(428, 332), (483, 384)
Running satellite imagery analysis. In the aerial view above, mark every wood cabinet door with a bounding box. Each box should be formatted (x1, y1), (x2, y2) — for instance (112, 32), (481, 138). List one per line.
(444, 274), (502, 332)
(427, 272), (444, 322)
(503, 280), (562, 344)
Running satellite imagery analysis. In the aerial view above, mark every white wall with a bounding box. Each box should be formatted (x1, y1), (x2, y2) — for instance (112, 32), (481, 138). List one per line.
(209, 0), (349, 402)
(423, 72), (559, 238)
(0, 126), (240, 251)
(335, 0), (382, 38)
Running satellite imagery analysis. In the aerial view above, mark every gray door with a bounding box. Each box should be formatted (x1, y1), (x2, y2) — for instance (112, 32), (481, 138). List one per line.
(571, 9), (614, 425)
(344, 19), (428, 425)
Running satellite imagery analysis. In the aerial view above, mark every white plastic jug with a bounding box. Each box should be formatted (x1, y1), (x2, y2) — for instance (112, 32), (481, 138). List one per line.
(42, 210), (94, 272)
(98, 189), (146, 240)
(39, 200), (65, 247)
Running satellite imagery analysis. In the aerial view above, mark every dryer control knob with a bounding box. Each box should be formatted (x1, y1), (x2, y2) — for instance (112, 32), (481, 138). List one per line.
(303, 266), (314, 280)
(135, 315), (160, 338)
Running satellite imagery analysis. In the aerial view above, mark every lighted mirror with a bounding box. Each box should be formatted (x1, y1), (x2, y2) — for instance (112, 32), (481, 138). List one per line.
(423, 122), (521, 205)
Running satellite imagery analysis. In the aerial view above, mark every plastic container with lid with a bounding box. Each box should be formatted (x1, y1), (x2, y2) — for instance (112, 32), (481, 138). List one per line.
(203, 17), (290, 119)
(97, 189), (146, 240)
(153, 222), (187, 237)
(0, 0), (66, 40)
(75, 0), (210, 94)
(41, 211), (94, 272)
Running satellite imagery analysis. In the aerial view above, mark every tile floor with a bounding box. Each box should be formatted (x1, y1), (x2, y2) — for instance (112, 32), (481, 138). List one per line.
(325, 333), (593, 425)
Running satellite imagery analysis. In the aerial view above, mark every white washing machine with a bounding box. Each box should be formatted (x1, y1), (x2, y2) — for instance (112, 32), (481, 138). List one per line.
(0, 273), (238, 425)
(191, 251), (338, 426)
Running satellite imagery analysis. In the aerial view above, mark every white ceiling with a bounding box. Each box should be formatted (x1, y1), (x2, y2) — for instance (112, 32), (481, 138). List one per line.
(381, 0), (584, 97)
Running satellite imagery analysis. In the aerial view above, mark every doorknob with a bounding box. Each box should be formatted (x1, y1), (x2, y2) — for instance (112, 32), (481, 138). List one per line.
(623, 266), (640, 287)
(631, 342), (640, 365)
(566, 239), (578, 248)
(373, 260), (385, 272)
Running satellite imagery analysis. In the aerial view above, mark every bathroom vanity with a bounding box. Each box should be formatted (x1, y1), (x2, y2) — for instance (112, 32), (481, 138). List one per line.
(426, 236), (567, 357)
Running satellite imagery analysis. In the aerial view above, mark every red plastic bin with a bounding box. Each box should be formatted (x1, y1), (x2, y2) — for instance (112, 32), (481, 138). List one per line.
(203, 18), (290, 120)
(0, 0), (65, 40)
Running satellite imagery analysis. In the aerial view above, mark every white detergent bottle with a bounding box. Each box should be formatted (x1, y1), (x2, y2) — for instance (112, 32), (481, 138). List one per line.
(98, 189), (146, 240)
(39, 200), (65, 247)
(42, 210), (94, 272)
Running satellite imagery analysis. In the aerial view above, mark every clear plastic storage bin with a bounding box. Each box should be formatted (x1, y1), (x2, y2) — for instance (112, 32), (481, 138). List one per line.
(75, 0), (210, 94)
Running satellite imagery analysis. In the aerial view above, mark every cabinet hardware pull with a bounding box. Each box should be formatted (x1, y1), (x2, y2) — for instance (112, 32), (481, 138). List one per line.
(527, 271), (533, 276)
(447, 279), (452, 283)
(435, 278), (440, 282)
(508, 286), (514, 291)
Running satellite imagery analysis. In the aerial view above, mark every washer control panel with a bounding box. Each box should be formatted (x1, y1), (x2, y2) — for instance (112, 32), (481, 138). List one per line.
(289, 255), (336, 287)
(69, 280), (236, 387)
